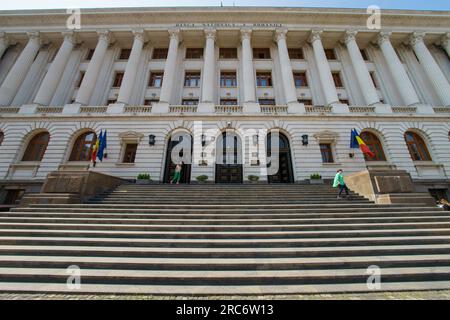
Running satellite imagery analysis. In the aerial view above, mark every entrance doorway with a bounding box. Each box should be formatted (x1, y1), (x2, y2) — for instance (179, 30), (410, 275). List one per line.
(163, 132), (192, 183)
(215, 131), (243, 184)
(266, 132), (294, 183)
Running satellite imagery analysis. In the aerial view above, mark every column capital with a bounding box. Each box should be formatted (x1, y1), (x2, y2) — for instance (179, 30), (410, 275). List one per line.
(168, 28), (181, 41)
(240, 28), (252, 41)
(308, 29), (323, 43)
(410, 31), (425, 46)
(377, 31), (392, 46)
(61, 31), (79, 45)
(204, 28), (216, 41)
(132, 29), (148, 43)
(274, 28), (288, 42)
(27, 31), (40, 41)
(344, 30), (358, 45)
(0, 32), (10, 46)
(441, 32), (450, 47)
(97, 30), (115, 45)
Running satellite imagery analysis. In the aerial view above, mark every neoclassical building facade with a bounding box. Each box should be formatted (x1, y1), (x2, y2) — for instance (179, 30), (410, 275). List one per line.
(0, 7), (449, 202)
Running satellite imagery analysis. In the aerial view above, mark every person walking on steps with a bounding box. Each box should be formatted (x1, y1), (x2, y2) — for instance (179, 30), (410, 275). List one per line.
(171, 162), (183, 185)
(333, 169), (350, 199)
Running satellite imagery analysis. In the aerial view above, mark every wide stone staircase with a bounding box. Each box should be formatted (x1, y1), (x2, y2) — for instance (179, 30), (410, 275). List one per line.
(0, 183), (450, 295)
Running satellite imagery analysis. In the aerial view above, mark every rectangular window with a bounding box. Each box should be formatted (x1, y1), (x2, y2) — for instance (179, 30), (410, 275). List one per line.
(370, 72), (379, 88)
(123, 144), (138, 163)
(339, 99), (350, 105)
(86, 49), (95, 61)
(259, 99), (276, 105)
(148, 72), (164, 87)
(332, 72), (344, 88)
(152, 48), (168, 59)
(325, 49), (337, 60)
(293, 72), (308, 87)
(119, 49), (131, 60)
(107, 99), (117, 105)
(184, 72), (201, 87)
(220, 71), (237, 87)
(76, 71), (85, 88)
(185, 48), (203, 59)
(320, 144), (334, 163)
(182, 99), (199, 105)
(298, 99), (313, 105)
(288, 48), (304, 60)
(360, 49), (369, 61)
(113, 72), (124, 88)
(219, 48), (237, 59)
(220, 99), (238, 105)
(253, 48), (271, 59)
(144, 99), (159, 105)
(256, 72), (272, 87)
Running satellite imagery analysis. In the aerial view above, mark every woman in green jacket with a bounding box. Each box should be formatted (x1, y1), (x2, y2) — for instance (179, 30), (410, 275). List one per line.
(333, 169), (350, 199)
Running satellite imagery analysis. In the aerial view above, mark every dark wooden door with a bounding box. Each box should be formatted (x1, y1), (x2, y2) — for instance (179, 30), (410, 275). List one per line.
(215, 164), (243, 184)
(267, 132), (294, 184)
(215, 131), (243, 184)
(163, 138), (191, 184)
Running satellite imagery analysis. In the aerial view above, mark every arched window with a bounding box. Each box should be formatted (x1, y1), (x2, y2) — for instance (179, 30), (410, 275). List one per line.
(360, 131), (387, 161)
(404, 131), (432, 161)
(69, 131), (97, 161)
(21, 132), (50, 161)
(0, 131), (4, 146)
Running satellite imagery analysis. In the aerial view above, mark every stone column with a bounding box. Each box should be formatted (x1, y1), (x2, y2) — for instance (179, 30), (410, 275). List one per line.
(410, 32), (450, 107)
(198, 28), (216, 113)
(75, 30), (113, 106)
(240, 28), (259, 113)
(0, 32), (41, 106)
(308, 29), (340, 106)
(344, 30), (380, 106)
(377, 32), (420, 106)
(442, 33), (450, 58)
(0, 32), (10, 59)
(34, 31), (77, 106)
(158, 28), (180, 105)
(117, 29), (146, 105)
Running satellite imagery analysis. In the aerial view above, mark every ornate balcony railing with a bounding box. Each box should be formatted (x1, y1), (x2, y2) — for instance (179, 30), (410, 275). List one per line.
(392, 106), (417, 113)
(260, 105), (288, 114)
(79, 106), (108, 114)
(169, 105), (198, 113)
(124, 105), (152, 114)
(0, 107), (20, 114)
(35, 106), (64, 114)
(215, 105), (243, 114)
(349, 106), (376, 113)
(433, 107), (450, 113)
(305, 105), (333, 114)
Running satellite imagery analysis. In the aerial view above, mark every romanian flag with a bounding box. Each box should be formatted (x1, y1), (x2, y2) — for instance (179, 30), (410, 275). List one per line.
(350, 129), (375, 158)
(91, 131), (101, 165)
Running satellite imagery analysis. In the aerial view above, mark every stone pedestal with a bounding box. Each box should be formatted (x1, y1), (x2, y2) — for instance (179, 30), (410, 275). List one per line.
(63, 103), (81, 114)
(243, 102), (260, 114)
(287, 101), (305, 114)
(18, 104), (38, 114)
(152, 102), (170, 114)
(197, 102), (215, 114)
(345, 169), (435, 205)
(107, 103), (125, 114)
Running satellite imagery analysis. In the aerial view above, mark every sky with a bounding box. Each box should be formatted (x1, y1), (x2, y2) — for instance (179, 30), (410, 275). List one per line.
(0, 0), (449, 11)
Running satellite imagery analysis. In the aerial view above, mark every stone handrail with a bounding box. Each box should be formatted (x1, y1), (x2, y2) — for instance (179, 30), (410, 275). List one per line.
(305, 105), (333, 114)
(0, 107), (20, 114)
(36, 106), (64, 114)
(79, 106), (108, 114)
(392, 106), (417, 113)
(215, 105), (243, 113)
(124, 105), (152, 114)
(433, 107), (450, 113)
(349, 106), (376, 113)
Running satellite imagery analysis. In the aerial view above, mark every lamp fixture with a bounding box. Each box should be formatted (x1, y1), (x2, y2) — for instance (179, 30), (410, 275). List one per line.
(148, 134), (156, 146)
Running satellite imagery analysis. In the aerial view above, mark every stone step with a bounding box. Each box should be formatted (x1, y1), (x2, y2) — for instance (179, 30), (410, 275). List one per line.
(2, 221), (450, 232)
(1, 235), (450, 248)
(3, 210), (445, 220)
(1, 215), (449, 225)
(1, 253), (449, 267)
(0, 266), (449, 286)
(1, 244), (450, 258)
(1, 228), (450, 240)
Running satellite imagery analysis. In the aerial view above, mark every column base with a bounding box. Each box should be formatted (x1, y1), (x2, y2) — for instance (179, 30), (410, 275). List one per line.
(287, 101), (306, 114)
(197, 102), (215, 114)
(374, 103), (393, 114)
(414, 104), (435, 115)
(107, 103), (125, 114)
(152, 102), (170, 114)
(331, 103), (349, 114)
(18, 104), (38, 114)
(243, 102), (260, 114)
(63, 103), (81, 114)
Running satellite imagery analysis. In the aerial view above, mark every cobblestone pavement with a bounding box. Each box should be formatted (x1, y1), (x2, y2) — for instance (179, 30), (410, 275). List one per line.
(1, 291), (450, 300)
